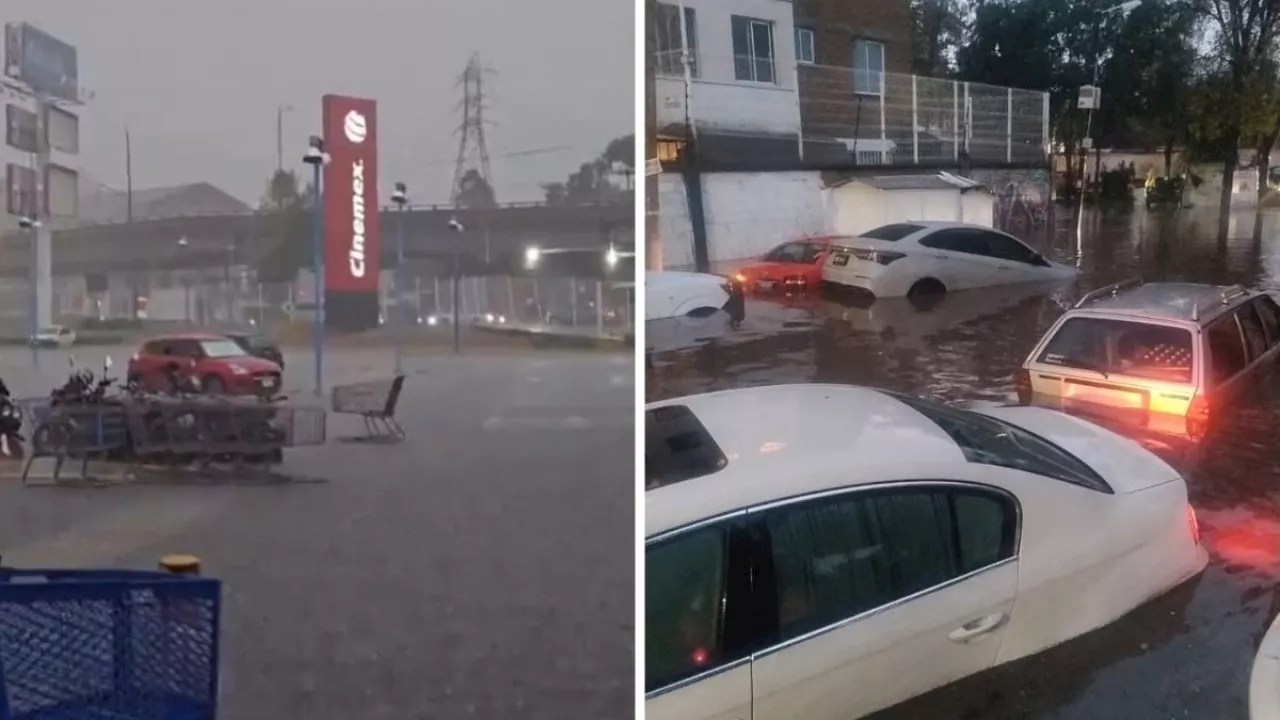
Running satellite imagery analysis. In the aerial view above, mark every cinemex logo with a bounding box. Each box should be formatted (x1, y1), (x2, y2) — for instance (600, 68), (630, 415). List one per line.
(350, 159), (368, 278)
(343, 110), (367, 144)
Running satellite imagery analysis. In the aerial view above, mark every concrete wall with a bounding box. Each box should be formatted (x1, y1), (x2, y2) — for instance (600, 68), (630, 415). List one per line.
(656, 170), (825, 267)
(654, 0), (802, 137)
(825, 184), (993, 234)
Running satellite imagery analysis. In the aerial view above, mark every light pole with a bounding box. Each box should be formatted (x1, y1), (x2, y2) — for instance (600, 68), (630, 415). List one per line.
(1076, 0), (1142, 253)
(390, 182), (409, 375)
(276, 105), (294, 173)
(303, 136), (329, 397)
(17, 216), (40, 367)
(177, 237), (192, 324)
(448, 218), (465, 353)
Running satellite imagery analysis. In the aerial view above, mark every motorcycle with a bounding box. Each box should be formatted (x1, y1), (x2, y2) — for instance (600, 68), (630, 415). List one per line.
(0, 373), (23, 459)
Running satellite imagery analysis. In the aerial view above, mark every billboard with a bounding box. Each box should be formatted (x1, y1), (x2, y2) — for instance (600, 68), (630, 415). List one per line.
(4, 104), (36, 151)
(4, 23), (79, 103)
(321, 94), (380, 293)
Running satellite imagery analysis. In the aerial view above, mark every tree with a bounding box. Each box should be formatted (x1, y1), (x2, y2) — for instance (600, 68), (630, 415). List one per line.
(1190, 0), (1280, 235)
(455, 168), (497, 209)
(255, 169), (314, 282)
(910, 0), (969, 76)
(540, 134), (635, 204)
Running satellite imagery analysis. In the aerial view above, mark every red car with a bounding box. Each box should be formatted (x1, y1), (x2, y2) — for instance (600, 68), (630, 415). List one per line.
(732, 235), (838, 295)
(127, 333), (283, 395)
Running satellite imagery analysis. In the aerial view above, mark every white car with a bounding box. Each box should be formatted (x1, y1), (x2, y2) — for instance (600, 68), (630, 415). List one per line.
(32, 325), (76, 348)
(646, 384), (1206, 720)
(821, 221), (1077, 299)
(647, 271), (742, 321)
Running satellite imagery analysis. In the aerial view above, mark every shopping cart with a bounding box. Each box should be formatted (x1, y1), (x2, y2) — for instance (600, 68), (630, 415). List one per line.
(0, 562), (221, 720)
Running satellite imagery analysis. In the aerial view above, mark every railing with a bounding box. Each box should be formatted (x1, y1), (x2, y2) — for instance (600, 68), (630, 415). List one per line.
(652, 51), (1050, 167)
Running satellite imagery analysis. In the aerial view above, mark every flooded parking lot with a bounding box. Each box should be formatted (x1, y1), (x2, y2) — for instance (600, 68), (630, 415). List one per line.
(646, 209), (1280, 719)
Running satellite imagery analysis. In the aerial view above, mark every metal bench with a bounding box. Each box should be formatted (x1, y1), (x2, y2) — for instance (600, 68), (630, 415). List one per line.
(330, 375), (407, 442)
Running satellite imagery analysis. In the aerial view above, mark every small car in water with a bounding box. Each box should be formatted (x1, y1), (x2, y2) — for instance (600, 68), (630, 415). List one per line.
(733, 236), (836, 295)
(646, 271), (744, 321)
(821, 221), (1076, 299)
(1016, 280), (1280, 448)
(127, 333), (282, 396)
(646, 384), (1206, 720)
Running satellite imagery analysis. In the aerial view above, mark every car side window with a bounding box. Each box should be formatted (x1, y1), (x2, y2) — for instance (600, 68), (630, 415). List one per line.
(1207, 317), (1248, 385)
(141, 341), (167, 356)
(765, 487), (1003, 643)
(981, 232), (1038, 264)
(919, 229), (989, 257)
(765, 242), (806, 262)
(646, 526), (729, 693)
(1235, 303), (1269, 362)
(1255, 296), (1280, 347)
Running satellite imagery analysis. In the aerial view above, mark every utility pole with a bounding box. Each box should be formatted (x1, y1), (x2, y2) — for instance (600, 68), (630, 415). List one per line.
(126, 127), (137, 320)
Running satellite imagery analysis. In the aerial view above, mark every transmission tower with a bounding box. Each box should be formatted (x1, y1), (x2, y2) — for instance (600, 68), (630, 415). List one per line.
(450, 53), (496, 204)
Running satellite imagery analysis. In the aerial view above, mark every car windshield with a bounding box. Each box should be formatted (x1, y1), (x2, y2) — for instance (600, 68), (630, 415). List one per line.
(1038, 317), (1194, 383)
(199, 339), (249, 358)
(884, 391), (1112, 493)
(763, 241), (825, 264)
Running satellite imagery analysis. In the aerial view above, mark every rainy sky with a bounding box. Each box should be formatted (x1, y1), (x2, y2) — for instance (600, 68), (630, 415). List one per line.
(4, 0), (634, 206)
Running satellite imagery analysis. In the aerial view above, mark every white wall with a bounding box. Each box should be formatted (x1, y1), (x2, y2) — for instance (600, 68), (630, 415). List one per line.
(656, 171), (825, 267)
(825, 185), (994, 235)
(654, 0), (801, 137)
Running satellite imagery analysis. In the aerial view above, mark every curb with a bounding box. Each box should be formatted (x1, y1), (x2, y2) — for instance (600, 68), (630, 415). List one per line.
(1251, 612), (1280, 719)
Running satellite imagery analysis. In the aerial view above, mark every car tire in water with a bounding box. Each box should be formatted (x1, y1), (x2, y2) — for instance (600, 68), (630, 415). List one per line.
(202, 376), (225, 395)
(906, 278), (947, 311)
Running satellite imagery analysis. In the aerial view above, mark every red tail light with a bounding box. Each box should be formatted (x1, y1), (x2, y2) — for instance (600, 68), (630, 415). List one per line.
(1186, 394), (1211, 440)
(1014, 368), (1032, 404)
(1187, 505), (1201, 545)
(850, 248), (906, 265)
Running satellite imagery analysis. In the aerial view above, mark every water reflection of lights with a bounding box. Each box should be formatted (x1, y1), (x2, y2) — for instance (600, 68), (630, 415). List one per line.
(1193, 507), (1280, 574)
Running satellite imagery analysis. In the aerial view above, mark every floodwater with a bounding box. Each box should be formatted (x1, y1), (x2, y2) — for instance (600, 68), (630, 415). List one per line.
(645, 208), (1280, 719)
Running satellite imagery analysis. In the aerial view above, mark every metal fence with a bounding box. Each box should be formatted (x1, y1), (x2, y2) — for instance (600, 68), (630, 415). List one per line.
(652, 52), (1049, 167)
(0, 271), (635, 339)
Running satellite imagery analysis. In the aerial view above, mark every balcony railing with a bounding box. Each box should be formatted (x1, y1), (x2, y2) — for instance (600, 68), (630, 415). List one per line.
(651, 51), (1049, 168)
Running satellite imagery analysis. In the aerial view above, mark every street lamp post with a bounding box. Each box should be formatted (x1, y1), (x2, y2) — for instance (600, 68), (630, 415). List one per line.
(1076, 0), (1142, 251)
(303, 136), (329, 397)
(390, 182), (409, 375)
(18, 216), (40, 367)
(448, 218), (465, 353)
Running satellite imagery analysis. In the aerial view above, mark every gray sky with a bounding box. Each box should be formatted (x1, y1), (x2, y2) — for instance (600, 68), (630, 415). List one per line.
(6, 0), (633, 206)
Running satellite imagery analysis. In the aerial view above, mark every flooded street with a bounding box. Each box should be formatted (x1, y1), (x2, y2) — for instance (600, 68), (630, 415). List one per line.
(646, 208), (1280, 719)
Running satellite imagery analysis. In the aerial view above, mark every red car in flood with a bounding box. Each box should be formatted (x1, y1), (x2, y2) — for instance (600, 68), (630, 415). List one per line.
(732, 236), (838, 295)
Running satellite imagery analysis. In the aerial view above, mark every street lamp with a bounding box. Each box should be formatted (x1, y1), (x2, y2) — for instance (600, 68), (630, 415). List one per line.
(17, 216), (40, 366)
(1077, 0), (1142, 254)
(524, 246), (542, 270)
(302, 135), (330, 396)
(448, 218), (465, 353)
(605, 245), (619, 270)
(390, 182), (408, 375)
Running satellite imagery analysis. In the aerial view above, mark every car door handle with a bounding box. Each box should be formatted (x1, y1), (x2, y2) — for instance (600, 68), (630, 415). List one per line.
(948, 613), (1005, 643)
(931, 253), (947, 259)
(996, 264), (1012, 269)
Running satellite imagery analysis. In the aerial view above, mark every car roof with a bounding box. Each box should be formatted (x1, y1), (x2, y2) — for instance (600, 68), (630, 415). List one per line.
(143, 332), (228, 343)
(1072, 282), (1258, 324)
(646, 384), (966, 537)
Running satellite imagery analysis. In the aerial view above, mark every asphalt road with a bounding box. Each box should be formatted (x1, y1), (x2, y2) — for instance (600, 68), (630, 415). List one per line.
(0, 347), (635, 719)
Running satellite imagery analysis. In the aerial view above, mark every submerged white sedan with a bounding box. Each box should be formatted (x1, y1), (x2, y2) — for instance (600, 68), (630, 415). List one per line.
(646, 271), (743, 321)
(645, 384), (1207, 720)
(821, 221), (1077, 299)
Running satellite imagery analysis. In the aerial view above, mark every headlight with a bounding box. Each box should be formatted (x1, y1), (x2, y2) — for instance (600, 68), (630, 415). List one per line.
(497, 315), (506, 324)
(426, 315), (439, 326)
(229, 365), (248, 375)
(484, 313), (496, 323)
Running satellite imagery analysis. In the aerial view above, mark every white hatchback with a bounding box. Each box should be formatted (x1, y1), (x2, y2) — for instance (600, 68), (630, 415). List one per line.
(646, 384), (1206, 720)
(821, 221), (1077, 299)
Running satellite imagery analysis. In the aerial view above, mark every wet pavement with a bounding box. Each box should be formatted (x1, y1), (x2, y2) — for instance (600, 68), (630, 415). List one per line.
(646, 208), (1280, 719)
(0, 348), (634, 719)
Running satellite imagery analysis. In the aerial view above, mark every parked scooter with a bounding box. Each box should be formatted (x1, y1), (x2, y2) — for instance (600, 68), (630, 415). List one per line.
(0, 371), (23, 459)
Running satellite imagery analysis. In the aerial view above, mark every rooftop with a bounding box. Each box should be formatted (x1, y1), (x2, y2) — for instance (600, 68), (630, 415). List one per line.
(1081, 282), (1252, 323)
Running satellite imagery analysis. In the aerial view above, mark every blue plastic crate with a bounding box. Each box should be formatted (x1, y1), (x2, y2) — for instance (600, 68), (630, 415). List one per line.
(0, 569), (221, 720)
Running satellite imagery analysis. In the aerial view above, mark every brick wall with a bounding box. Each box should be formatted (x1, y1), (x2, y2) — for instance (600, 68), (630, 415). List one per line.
(795, 0), (912, 144)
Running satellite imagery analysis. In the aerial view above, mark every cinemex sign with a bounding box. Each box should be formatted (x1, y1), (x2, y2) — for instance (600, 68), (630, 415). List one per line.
(321, 94), (380, 294)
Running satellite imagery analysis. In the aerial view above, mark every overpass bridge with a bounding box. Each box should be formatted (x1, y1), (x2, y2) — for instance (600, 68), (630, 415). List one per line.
(0, 201), (633, 277)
